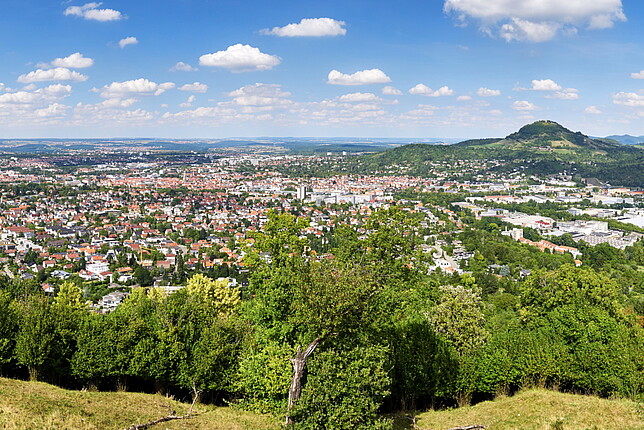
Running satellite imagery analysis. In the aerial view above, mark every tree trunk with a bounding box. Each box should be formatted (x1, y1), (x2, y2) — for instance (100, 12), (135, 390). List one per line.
(285, 337), (321, 426)
(28, 366), (38, 382)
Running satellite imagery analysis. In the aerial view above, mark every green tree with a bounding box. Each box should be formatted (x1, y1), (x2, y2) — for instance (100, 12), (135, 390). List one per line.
(14, 295), (55, 381)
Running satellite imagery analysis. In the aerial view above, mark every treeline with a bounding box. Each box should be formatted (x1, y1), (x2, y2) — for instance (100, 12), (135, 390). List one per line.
(0, 208), (643, 429)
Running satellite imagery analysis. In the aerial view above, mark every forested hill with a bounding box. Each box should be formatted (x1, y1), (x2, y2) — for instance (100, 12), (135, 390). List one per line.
(360, 120), (643, 187)
(455, 120), (621, 151)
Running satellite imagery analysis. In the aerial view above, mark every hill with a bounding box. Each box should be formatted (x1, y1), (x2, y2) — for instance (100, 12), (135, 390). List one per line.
(0, 377), (278, 430)
(413, 389), (644, 430)
(456, 120), (621, 152)
(358, 120), (643, 187)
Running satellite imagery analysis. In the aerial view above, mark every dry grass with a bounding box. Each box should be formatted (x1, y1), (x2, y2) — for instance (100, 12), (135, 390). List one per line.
(414, 389), (644, 430)
(0, 377), (279, 430)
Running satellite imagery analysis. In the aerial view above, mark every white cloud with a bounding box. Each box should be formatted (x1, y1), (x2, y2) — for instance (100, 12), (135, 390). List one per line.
(338, 92), (381, 102)
(613, 91), (644, 107)
(457, 95), (472, 101)
(513, 100), (538, 111)
(548, 88), (579, 100)
(224, 83), (293, 110)
(119, 37), (138, 48)
(199, 44), (280, 72)
(0, 84), (72, 105)
(35, 103), (69, 118)
(64, 2), (124, 21)
(477, 87), (501, 96)
(51, 52), (94, 68)
(531, 79), (562, 91)
(327, 69), (391, 85)
(179, 82), (208, 93)
(170, 62), (197, 72)
(261, 18), (347, 37)
(98, 78), (175, 98)
(17, 68), (88, 83)
(584, 105), (602, 114)
(444, 0), (626, 42)
(500, 18), (560, 42)
(382, 86), (402, 95)
(409, 84), (454, 97)
(100, 98), (137, 108)
(180, 95), (196, 108)
(631, 70), (644, 79)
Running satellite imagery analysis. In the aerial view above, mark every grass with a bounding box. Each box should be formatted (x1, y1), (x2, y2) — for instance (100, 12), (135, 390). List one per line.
(2, 378), (642, 430)
(0, 377), (280, 430)
(412, 389), (644, 430)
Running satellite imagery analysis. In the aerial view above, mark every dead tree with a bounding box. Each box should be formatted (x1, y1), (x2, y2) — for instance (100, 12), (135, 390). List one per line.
(285, 337), (321, 426)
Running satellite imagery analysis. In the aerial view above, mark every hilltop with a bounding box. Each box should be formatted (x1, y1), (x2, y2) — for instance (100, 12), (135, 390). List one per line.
(456, 120), (622, 152)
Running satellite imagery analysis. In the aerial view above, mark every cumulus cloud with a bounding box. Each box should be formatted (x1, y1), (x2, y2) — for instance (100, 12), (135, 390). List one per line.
(444, 0), (626, 42)
(382, 86), (403, 95)
(97, 78), (175, 98)
(261, 18), (347, 37)
(35, 103), (69, 118)
(631, 70), (644, 79)
(17, 68), (88, 83)
(531, 79), (562, 91)
(500, 18), (560, 42)
(548, 88), (579, 100)
(64, 2), (124, 21)
(409, 84), (454, 97)
(180, 95), (196, 108)
(457, 95), (473, 101)
(100, 98), (138, 108)
(513, 100), (538, 110)
(199, 44), (280, 72)
(477, 87), (501, 96)
(584, 105), (602, 114)
(327, 69), (391, 85)
(338, 92), (381, 102)
(51, 52), (94, 68)
(224, 83), (293, 110)
(179, 82), (208, 93)
(170, 62), (197, 72)
(613, 91), (644, 107)
(119, 37), (138, 48)
(0, 84), (72, 105)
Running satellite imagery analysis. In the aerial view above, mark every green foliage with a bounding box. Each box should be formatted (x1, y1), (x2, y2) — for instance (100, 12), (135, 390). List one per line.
(186, 273), (240, 315)
(0, 291), (17, 369)
(429, 285), (489, 356)
(291, 345), (392, 430)
(14, 295), (56, 381)
(236, 343), (292, 414)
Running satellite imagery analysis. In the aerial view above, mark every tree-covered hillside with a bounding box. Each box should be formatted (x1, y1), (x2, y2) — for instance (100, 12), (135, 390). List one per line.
(357, 121), (643, 187)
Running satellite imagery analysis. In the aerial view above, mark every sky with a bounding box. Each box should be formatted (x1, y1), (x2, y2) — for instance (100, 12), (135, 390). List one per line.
(0, 0), (643, 139)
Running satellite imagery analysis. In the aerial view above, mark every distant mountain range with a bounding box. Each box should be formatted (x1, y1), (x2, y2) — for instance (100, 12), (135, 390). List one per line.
(603, 134), (644, 145)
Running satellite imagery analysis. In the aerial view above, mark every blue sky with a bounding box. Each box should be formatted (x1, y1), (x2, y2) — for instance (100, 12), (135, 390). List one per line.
(0, 0), (643, 138)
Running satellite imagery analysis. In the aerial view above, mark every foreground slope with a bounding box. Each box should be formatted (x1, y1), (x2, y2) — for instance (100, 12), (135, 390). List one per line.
(415, 389), (643, 430)
(0, 377), (278, 430)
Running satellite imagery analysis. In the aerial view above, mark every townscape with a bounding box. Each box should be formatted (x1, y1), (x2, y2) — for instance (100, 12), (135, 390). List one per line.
(1, 145), (642, 313)
(2, 0), (644, 428)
